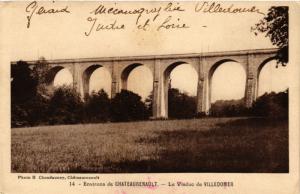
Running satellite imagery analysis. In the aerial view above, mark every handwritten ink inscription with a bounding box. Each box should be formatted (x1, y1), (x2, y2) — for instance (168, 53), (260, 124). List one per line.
(84, 2), (188, 36)
(25, 1), (70, 28)
(85, 17), (125, 36)
(24, 1), (265, 36)
(195, 2), (264, 15)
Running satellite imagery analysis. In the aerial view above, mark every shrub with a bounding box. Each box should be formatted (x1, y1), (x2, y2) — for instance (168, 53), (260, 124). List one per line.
(84, 89), (111, 123)
(252, 90), (288, 118)
(209, 90), (288, 118)
(168, 88), (197, 119)
(210, 98), (249, 117)
(111, 90), (149, 122)
(47, 86), (84, 125)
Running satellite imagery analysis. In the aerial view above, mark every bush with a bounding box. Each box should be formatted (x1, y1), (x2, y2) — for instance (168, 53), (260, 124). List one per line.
(111, 90), (149, 122)
(210, 98), (249, 117)
(168, 88), (197, 119)
(84, 89), (111, 123)
(252, 90), (288, 118)
(209, 90), (288, 118)
(47, 86), (84, 125)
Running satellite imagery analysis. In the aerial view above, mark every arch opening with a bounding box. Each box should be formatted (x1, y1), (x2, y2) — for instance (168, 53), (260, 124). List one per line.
(89, 67), (112, 97)
(83, 65), (111, 98)
(126, 65), (153, 101)
(162, 62), (198, 118)
(121, 63), (143, 91)
(257, 59), (288, 97)
(45, 66), (74, 89)
(208, 61), (246, 113)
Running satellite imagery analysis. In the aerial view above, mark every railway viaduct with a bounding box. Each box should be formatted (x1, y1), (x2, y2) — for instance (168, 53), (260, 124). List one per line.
(14, 48), (278, 118)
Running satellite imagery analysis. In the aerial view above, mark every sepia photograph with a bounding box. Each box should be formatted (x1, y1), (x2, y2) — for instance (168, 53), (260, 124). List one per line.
(11, 2), (289, 173)
(10, 2), (290, 174)
(1, 1), (299, 194)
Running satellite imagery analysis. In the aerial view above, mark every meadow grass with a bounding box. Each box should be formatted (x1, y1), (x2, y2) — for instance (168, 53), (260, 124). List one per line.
(11, 117), (288, 173)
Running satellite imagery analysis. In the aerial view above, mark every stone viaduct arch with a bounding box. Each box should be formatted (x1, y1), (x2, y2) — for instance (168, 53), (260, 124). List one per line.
(161, 60), (198, 117)
(45, 65), (74, 92)
(46, 66), (66, 86)
(256, 56), (278, 97)
(82, 64), (112, 99)
(119, 62), (153, 91)
(14, 48), (278, 119)
(207, 58), (247, 111)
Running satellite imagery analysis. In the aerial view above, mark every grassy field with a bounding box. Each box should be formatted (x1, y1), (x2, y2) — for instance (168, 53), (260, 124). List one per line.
(11, 117), (288, 173)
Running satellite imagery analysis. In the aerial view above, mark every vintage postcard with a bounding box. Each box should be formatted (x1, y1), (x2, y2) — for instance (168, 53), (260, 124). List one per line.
(0, 1), (299, 194)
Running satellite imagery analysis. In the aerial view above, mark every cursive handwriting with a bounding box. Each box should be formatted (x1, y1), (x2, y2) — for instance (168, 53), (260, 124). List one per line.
(90, 2), (185, 26)
(90, 4), (161, 25)
(84, 17), (125, 36)
(157, 16), (189, 31)
(195, 2), (264, 15)
(23, 1), (267, 36)
(164, 2), (185, 12)
(25, 1), (71, 28)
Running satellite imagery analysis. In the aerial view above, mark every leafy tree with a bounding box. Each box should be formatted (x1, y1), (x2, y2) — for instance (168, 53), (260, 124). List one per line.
(11, 61), (51, 127)
(11, 61), (38, 104)
(31, 57), (51, 97)
(252, 6), (288, 65)
(47, 86), (84, 125)
(111, 90), (149, 122)
(11, 58), (54, 127)
(168, 88), (197, 119)
(84, 89), (111, 123)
